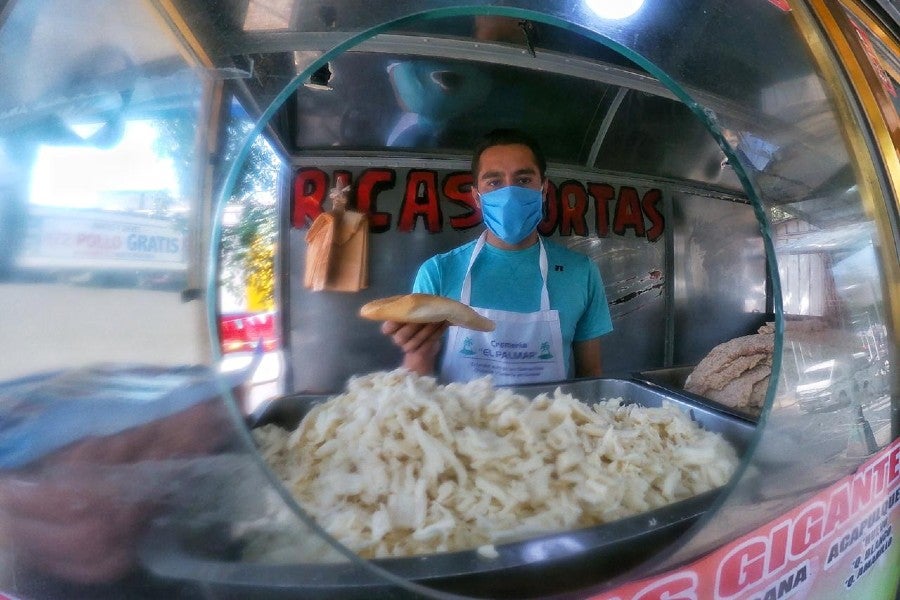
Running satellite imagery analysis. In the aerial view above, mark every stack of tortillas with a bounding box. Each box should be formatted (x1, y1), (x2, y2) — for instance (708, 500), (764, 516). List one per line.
(359, 293), (495, 332)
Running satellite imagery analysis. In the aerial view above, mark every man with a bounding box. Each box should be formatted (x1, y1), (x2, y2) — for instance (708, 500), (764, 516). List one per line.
(383, 128), (612, 384)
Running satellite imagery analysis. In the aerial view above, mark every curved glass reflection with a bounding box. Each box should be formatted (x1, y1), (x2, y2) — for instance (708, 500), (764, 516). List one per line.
(0, 1), (896, 599)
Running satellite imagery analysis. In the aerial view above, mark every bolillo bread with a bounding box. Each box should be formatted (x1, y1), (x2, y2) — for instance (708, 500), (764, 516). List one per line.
(359, 293), (495, 332)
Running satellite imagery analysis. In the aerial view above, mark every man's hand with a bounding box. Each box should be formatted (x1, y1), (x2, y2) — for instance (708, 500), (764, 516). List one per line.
(381, 320), (448, 375)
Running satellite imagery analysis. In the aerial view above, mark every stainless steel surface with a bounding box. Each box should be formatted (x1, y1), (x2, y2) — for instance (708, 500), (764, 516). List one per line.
(635, 366), (761, 422)
(217, 29), (773, 146)
(594, 90), (743, 190)
(139, 494), (717, 600)
(281, 39), (743, 190)
(139, 378), (755, 599)
(287, 164), (745, 392)
(587, 87), (628, 169)
(288, 49), (625, 163)
(670, 192), (768, 367)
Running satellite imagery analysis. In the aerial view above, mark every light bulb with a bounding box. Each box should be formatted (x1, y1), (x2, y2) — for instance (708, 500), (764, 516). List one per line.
(585, 0), (645, 19)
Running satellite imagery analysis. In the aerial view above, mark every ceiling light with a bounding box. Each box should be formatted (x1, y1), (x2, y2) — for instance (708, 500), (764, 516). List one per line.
(585, 0), (645, 19)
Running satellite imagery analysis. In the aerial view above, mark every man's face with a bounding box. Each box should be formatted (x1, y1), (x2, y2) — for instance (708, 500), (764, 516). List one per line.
(474, 143), (545, 198)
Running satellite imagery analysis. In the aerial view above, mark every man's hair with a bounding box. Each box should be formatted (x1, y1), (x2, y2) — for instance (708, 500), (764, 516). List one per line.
(471, 128), (547, 180)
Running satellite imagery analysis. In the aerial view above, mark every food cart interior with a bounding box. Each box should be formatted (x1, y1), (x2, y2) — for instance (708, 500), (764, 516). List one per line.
(0, 0), (897, 599)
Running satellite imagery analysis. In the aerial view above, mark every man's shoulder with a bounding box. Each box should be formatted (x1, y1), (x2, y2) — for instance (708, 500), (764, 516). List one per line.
(543, 238), (593, 267)
(429, 239), (478, 265)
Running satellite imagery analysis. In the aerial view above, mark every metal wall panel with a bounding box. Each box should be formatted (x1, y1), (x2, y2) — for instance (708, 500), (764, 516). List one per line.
(671, 193), (768, 367)
(286, 159), (752, 392)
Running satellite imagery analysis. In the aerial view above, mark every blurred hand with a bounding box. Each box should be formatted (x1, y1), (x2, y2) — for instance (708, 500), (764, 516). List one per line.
(0, 470), (149, 584)
(381, 320), (448, 376)
(0, 399), (231, 584)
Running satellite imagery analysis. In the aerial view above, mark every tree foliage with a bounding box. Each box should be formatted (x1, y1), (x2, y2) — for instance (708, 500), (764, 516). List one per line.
(153, 107), (282, 308)
(218, 119), (281, 306)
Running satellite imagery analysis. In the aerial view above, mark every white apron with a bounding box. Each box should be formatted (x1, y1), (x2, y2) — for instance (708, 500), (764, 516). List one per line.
(440, 232), (566, 385)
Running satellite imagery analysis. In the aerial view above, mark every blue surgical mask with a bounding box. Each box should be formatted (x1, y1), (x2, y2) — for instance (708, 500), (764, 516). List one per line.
(479, 185), (543, 245)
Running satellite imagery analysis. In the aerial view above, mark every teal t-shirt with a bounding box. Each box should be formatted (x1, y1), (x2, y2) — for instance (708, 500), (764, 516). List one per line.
(412, 237), (613, 375)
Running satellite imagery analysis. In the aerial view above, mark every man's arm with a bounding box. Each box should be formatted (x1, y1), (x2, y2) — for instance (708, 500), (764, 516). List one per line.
(573, 337), (602, 378)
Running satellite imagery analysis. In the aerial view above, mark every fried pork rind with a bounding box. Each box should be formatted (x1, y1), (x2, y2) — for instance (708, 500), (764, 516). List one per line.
(683, 319), (852, 414)
(254, 370), (738, 559)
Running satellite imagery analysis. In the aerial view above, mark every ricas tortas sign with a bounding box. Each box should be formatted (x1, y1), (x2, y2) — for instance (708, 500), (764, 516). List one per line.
(291, 167), (665, 242)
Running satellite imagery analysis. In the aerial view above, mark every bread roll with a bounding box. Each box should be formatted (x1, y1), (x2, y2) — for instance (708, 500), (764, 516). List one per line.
(360, 293), (495, 332)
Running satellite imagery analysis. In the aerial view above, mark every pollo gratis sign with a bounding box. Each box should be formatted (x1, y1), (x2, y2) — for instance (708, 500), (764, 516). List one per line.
(18, 206), (186, 272)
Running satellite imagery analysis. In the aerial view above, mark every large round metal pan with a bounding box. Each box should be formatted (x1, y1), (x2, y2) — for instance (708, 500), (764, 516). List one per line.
(139, 377), (756, 598)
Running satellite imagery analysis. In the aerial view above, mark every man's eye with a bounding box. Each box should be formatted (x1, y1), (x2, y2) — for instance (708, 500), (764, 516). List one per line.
(517, 177), (533, 185)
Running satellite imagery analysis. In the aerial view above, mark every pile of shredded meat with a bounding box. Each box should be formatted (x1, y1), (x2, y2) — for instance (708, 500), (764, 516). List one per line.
(254, 369), (739, 559)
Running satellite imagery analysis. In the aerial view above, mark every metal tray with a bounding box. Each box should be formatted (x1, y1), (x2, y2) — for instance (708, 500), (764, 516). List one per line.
(140, 377), (756, 599)
(633, 366), (761, 423)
